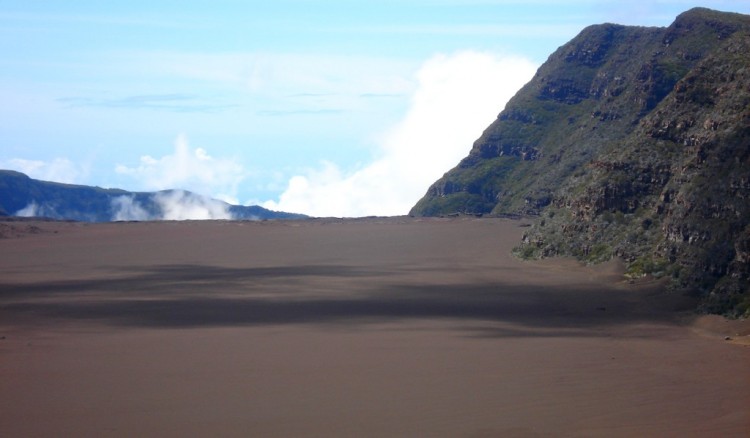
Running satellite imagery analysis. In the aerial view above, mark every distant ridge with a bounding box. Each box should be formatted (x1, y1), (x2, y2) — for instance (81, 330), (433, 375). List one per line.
(0, 170), (307, 222)
(411, 8), (750, 315)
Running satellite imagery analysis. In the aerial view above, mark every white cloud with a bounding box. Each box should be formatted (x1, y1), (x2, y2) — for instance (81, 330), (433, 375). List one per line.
(3, 157), (85, 184)
(15, 202), (40, 217)
(153, 190), (232, 220)
(110, 191), (232, 221)
(115, 134), (246, 203)
(111, 195), (151, 221)
(264, 51), (538, 217)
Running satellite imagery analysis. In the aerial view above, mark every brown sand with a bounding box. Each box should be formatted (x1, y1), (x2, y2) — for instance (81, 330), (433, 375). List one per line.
(1, 217), (748, 437)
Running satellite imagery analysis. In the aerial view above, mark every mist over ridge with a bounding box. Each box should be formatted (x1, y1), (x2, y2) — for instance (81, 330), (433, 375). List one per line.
(0, 170), (306, 222)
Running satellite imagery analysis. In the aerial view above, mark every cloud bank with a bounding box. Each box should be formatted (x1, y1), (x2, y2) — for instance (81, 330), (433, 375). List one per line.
(264, 51), (538, 217)
(112, 137), (241, 220)
(13, 191), (232, 222)
(152, 191), (232, 220)
(110, 191), (232, 221)
(115, 134), (246, 204)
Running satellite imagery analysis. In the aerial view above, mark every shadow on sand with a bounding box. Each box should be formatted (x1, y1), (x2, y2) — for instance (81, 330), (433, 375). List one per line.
(0, 263), (693, 337)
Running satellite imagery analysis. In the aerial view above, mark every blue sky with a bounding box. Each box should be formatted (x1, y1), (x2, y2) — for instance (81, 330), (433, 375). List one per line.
(2, 1), (748, 217)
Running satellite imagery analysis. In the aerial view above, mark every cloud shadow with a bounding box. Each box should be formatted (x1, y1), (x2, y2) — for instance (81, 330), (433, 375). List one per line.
(0, 263), (693, 337)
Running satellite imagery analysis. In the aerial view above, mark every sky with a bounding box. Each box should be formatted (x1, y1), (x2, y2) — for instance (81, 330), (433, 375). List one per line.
(2, 0), (749, 218)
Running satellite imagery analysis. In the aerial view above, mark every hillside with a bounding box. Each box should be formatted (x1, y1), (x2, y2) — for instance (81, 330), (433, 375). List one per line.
(411, 8), (750, 315)
(0, 170), (306, 222)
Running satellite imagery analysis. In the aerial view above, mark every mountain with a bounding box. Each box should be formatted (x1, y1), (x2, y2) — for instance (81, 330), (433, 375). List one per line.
(411, 8), (750, 315)
(0, 170), (307, 221)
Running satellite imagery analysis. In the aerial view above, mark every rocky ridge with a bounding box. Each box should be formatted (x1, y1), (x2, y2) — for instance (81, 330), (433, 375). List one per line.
(0, 170), (307, 222)
(411, 8), (750, 315)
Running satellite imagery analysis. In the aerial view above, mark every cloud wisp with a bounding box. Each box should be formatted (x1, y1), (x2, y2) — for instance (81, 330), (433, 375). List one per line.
(110, 195), (151, 221)
(264, 51), (538, 217)
(1, 157), (86, 185)
(57, 93), (238, 113)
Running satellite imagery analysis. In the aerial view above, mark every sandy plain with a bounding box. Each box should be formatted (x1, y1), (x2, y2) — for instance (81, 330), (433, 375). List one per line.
(0, 217), (748, 437)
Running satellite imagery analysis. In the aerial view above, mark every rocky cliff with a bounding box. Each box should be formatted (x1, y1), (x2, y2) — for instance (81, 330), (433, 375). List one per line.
(411, 8), (750, 315)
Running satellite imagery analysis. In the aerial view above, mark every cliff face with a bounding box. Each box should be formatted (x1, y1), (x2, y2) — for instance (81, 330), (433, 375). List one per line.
(410, 8), (750, 315)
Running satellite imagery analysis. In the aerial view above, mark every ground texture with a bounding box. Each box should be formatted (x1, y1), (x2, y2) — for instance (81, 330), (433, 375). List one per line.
(1, 217), (748, 437)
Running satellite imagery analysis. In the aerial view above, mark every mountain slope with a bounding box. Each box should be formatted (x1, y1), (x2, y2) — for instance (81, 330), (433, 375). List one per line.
(411, 8), (750, 315)
(0, 170), (306, 221)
